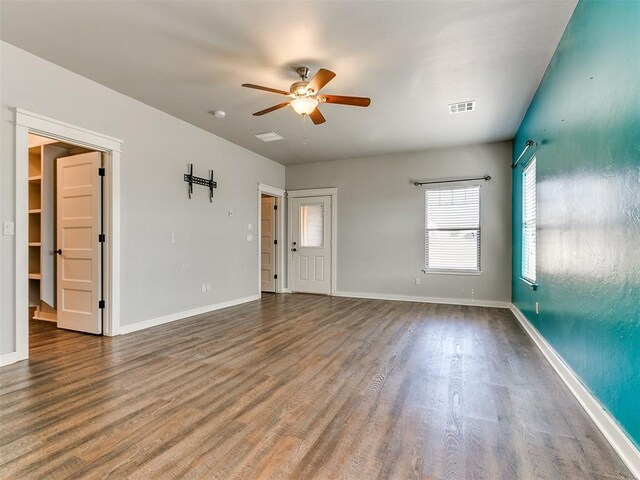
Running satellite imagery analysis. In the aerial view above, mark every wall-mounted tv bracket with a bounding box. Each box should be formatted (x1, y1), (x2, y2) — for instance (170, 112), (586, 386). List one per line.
(184, 163), (217, 202)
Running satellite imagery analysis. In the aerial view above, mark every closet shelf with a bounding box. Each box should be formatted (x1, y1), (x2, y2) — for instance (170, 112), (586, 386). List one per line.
(28, 139), (61, 322)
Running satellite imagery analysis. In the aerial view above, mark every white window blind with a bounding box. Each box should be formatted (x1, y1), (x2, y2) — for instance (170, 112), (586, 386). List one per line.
(300, 204), (324, 247)
(522, 158), (537, 283)
(425, 185), (481, 272)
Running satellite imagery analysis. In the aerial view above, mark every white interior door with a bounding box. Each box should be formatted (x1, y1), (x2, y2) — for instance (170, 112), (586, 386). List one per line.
(291, 195), (331, 295)
(261, 196), (276, 292)
(41, 144), (71, 308)
(56, 152), (102, 334)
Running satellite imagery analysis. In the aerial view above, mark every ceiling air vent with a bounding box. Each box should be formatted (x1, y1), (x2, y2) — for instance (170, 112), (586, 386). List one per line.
(254, 132), (284, 142)
(448, 101), (475, 114)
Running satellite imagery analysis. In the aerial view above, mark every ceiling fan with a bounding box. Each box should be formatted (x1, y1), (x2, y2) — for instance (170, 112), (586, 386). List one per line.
(242, 67), (371, 125)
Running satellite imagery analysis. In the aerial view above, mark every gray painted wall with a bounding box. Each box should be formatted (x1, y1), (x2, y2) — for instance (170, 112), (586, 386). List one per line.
(1, 42), (284, 354)
(286, 142), (512, 303)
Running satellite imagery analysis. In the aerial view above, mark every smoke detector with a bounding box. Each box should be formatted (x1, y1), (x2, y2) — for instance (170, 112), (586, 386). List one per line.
(448, 101), (475, 114)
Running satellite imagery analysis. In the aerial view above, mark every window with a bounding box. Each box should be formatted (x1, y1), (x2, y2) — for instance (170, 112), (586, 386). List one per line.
(522, 157), (537, 283)
(425, 185), (481, 272)
(300, 204), (323, 247)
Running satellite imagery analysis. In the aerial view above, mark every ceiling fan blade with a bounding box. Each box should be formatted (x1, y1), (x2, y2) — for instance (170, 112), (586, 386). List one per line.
(321, 95), (371, 107)
(242, 83), (289, 95)
(309, 108), (326, 125)
(306, 69), (336, 93)
(253, 102), (291, 116)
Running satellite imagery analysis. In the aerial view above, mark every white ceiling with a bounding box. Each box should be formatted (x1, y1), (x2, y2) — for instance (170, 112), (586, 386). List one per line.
(0, 1), (577, 165)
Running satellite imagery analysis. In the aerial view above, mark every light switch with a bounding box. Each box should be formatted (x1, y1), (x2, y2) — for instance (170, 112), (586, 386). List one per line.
(246, 234), (253, 242)
(248, 224), (253, 231)
(3, 221), (15, 236)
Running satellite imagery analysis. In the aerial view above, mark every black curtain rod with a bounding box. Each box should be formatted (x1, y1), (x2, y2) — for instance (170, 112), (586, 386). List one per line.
(511, 139), (535, 169)
(413, 175), (491, 186)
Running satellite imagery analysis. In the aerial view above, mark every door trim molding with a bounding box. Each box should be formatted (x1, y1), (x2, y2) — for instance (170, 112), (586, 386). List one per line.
(287, 188), (338, 296)
(11, 108), (123, 365)
(258, 183), (285, 198)
(510, 303), (640, 478)
(257, 183), (285, 295)
(288, 187), (337, 198)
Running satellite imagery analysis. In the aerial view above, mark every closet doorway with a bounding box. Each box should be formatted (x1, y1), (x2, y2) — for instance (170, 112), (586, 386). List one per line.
(13, 108), (122, 364)
(27, 133), (104, 335)
(257, 184), (285, 295)
(261, 194), (277, 292)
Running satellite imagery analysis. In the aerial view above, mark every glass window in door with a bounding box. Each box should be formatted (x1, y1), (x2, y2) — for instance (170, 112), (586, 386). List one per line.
(300, 204), (323, 247)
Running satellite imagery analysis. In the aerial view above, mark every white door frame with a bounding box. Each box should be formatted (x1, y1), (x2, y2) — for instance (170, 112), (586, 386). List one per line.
(257, 183), (285, 295)
(13, 108), (123, 362)
(287, 188), (338, 295)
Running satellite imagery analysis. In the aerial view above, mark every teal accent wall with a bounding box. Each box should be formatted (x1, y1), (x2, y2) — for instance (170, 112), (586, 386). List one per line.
(512, 0), (640, 447)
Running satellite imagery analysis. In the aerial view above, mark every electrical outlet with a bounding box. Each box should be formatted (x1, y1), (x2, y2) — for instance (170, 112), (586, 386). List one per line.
(415, 277), (421, 286)
(535, 302), (540, 314)
(3, 221), (15, 236)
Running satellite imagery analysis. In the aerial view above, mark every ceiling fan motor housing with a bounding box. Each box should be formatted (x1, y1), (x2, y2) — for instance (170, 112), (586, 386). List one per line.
(296, 66), (311, 80)
(290, 81), (310, 95)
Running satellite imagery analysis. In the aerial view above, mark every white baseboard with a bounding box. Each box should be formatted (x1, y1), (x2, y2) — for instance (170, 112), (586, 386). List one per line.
(118, 294), (261, 335)
(0, 350), (25, 367)
(334, 290), (510, 309)
(509, 304), (640, 478)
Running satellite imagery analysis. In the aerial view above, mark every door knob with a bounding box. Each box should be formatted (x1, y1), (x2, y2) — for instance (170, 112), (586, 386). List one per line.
(56, 249), (62, 255)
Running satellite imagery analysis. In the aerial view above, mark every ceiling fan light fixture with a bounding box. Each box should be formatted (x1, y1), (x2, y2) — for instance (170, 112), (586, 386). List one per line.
(242, 67), (370, 125)
(291, 97), (318, 115)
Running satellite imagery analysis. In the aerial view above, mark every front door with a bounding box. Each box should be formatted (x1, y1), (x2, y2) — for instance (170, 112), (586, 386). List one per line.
(56, 152), (102, 334)
(290, 195), (331, 295)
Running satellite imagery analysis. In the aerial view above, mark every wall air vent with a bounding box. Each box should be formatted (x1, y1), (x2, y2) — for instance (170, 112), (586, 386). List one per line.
(448, 101), (475, 114)
(254, 132), (284, 142)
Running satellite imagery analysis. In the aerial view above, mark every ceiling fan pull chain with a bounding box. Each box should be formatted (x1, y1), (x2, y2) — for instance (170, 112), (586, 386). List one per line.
(302, 114), (308, 145)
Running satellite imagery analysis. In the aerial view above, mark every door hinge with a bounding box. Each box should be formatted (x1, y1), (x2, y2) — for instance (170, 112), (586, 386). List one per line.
(98, 167), (105, 177)
(274, 274), (278, 279)
(98, 233), (106, 243)
(274, 204), (278, 210)
(99, 300), (105, 309)
(274, 239), (278, 245)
